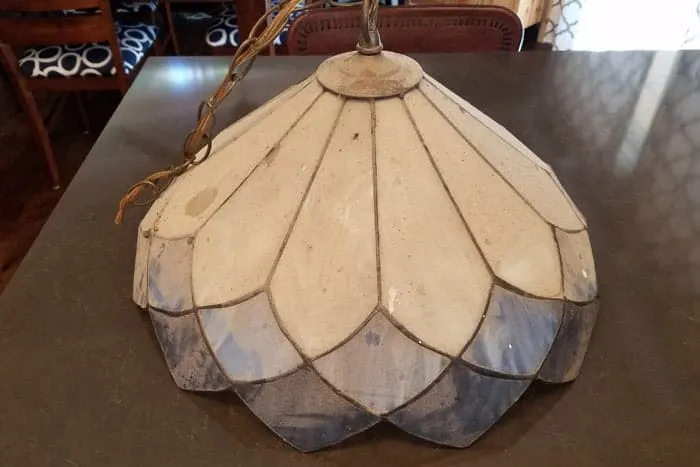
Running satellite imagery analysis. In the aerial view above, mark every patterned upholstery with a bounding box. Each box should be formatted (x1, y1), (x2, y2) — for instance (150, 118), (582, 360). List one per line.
(270, 0), (305, 46)
(115, 1), (159, 14)
(180, 10), (216, 21)
(204, 2), (304, 48)
(60, 8), (99, 16)
(61, 1), (158, 16)
(205, 6), (240, 47)
(18, 23), (158, 78)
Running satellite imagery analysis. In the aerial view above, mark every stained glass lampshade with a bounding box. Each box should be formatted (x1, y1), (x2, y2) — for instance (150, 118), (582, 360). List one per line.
(131, 0), (598, 453)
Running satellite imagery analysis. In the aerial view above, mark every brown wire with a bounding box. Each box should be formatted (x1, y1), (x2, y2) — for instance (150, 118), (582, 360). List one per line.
(115, 0), (365, 224)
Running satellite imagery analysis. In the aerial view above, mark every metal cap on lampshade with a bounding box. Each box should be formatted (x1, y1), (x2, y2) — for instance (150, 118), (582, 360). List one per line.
(131, 0), (598, 452)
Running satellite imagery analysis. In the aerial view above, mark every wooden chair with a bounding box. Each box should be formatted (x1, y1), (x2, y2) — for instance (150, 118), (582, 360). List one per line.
(0, 0), (159, 188)
(288, 5), (524, 55)
(163, 1), (291, 57)
(163, 1), (264, 56)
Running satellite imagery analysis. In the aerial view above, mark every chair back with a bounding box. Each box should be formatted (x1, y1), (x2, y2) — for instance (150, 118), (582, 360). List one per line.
(0, 0), (115, 46)
(288, 5), (523, 55)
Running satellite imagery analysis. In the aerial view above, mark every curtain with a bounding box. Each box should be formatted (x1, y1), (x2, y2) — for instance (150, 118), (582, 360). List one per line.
(537, 0), (585, 51)
(538, 0), (700, 51)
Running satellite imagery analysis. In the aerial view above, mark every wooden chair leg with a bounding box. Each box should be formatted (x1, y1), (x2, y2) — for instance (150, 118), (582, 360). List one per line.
(116, 71), (129, 95)
(46, 94), (68, 132)
(0, 44), (60, 189)
(153, 30), (168, 57)
(73, 92), (90, 135)
(21, 88), (61, 190)
(164, 0), (181, 55)
(150, 8), (169, 56)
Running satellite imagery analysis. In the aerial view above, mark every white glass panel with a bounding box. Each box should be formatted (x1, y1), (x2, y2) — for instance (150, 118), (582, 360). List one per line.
(192, 93), (344, 306)
(272, 100), (377, 358)
(375, 98), (491, 356)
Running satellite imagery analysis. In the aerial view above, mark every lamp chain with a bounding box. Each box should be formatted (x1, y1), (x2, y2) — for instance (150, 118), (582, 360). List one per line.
(115, 0), (380, 224)
(357, 0), (382, 54)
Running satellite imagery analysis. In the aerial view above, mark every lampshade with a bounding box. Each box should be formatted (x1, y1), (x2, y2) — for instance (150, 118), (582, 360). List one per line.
(132, 14), (598, 453)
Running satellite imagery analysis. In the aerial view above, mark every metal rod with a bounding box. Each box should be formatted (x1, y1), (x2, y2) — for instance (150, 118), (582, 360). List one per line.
(356, 0), (382, 55)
